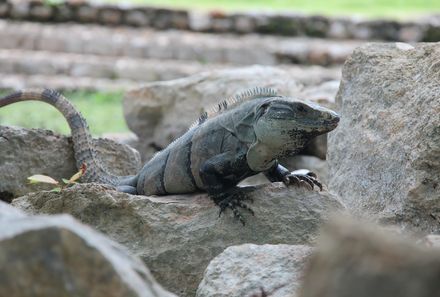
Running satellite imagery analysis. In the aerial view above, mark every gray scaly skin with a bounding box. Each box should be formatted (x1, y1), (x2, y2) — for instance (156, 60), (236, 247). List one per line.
(0, 88), (339, 224)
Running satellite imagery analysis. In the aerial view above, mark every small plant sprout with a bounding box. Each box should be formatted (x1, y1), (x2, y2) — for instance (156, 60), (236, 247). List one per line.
(27, 164), (87, 192)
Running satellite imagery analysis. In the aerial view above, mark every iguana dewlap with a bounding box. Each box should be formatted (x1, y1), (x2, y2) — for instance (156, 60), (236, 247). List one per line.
(0, 88), (339, 223)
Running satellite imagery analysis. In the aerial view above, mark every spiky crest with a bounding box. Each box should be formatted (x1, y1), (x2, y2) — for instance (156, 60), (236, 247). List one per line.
(190, 87), (278, 129)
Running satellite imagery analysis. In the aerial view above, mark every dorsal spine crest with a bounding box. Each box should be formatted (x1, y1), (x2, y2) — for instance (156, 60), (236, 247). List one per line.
(191, 87), (277, 128)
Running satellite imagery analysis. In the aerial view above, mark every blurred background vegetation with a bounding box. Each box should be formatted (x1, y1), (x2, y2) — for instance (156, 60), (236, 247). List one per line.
(0, 91), (125, 135)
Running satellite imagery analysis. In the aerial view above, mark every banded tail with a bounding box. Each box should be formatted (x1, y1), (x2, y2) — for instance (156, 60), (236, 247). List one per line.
(0, 89), (136, 190)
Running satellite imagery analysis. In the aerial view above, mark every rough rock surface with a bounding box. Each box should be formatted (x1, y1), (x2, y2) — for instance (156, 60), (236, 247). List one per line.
(196, 244), (313, 297)
(13, 183), (344, 296)
(299, 216), (440, 297)
(0, 210), (176, 297)
(328, 42), (440, 233)
(0, 126), (141, 198)
(123, 65), (338, 161)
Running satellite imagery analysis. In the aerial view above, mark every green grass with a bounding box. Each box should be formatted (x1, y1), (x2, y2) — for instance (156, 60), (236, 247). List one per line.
(98, 0), (440, 18)
(0, 91), (129, 136)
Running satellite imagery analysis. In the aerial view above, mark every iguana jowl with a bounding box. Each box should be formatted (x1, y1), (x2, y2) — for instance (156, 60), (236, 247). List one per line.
(0, 88), (339, 223)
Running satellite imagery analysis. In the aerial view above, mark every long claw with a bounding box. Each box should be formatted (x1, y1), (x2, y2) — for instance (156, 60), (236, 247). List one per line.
(297, 175), (315, 189)
(299, 179), (314, 190)
(314, 179), (323, 191)
(282, 170), (323, 191)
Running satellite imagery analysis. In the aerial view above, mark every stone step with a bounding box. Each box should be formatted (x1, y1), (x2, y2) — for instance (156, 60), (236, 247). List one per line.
(0, 49), (226, 82)
(0, 73), (141, 91)
(0, 62), (341, 91)
(0, 49), (341, 84)
(0, 20), (364, 66)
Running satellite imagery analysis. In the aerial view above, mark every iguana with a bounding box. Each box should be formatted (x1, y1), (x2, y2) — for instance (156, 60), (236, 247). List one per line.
(0, 88), (339, 224)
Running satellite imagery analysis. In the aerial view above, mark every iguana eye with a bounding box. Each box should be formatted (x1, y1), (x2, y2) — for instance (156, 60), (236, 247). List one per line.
(257, 102), (270, 118)
(297, 105), (306, 112)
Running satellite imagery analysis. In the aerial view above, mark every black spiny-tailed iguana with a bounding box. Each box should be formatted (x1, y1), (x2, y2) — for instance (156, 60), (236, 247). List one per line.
(0, 88), (339, 224)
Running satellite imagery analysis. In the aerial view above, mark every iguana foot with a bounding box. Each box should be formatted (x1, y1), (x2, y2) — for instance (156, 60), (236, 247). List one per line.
(282, 169), (323, 191)
(211, 187), (255, 226)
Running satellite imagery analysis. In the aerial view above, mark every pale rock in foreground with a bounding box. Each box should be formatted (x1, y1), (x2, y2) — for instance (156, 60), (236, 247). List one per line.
(299, 216), (440, 297)
(328, 42), (440, 233)
(13, 183), (344, 296)
(0, 126), (141, 199)
(0, 201), (176, 297)
(196, 244), (313, 297)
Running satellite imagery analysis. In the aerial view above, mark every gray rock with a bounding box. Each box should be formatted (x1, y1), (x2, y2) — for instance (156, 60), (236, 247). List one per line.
(12, 182), (344, 296)
(98, 6), (124, 25)
(29, 2), (53, 21)
(125, 9), (150, 27)
(123, 65), (336, 161)
(0, 213), (176, 297)
(0, 2), (9, 18)
(76, 4), (99, 23)
(298, 80), (339, 107)
(299, 216), (440, 297)
(196, 244), (313, 297)
(328, 42), (440, 233)
(420, 234), (440, 248)
(0, 200), (26, 220)
(0, 126), (141, 198)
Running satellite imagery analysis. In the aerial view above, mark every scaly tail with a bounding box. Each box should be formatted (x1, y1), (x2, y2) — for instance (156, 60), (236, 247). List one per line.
(0, 89), (138, 193)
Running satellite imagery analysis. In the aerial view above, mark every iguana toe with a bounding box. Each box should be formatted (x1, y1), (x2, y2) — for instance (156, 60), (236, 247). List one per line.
(212, 188), (255, 225)
(283, 170), (323, 191)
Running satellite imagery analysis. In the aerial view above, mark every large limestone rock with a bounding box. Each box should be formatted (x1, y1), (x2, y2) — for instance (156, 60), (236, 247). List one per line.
(13, 182), (344, 296)
(0, 126), (141, 199)
(123, 65), (338, 161)
(0, 203), (175, 297)
(328, 43), (440, 233)
(299, 216), (440, 297)
(196, 244), (313, 297)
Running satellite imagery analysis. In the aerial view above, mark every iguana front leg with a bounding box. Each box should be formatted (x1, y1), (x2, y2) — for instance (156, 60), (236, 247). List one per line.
(264, 162), (322, 191)
(199, 152), (256, 225)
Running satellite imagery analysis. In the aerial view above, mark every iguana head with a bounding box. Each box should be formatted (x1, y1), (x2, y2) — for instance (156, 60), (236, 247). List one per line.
(253, 98), (340, 152)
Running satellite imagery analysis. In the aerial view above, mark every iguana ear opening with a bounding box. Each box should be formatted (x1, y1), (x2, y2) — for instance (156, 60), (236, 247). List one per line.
(246, 141), (276, 172)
